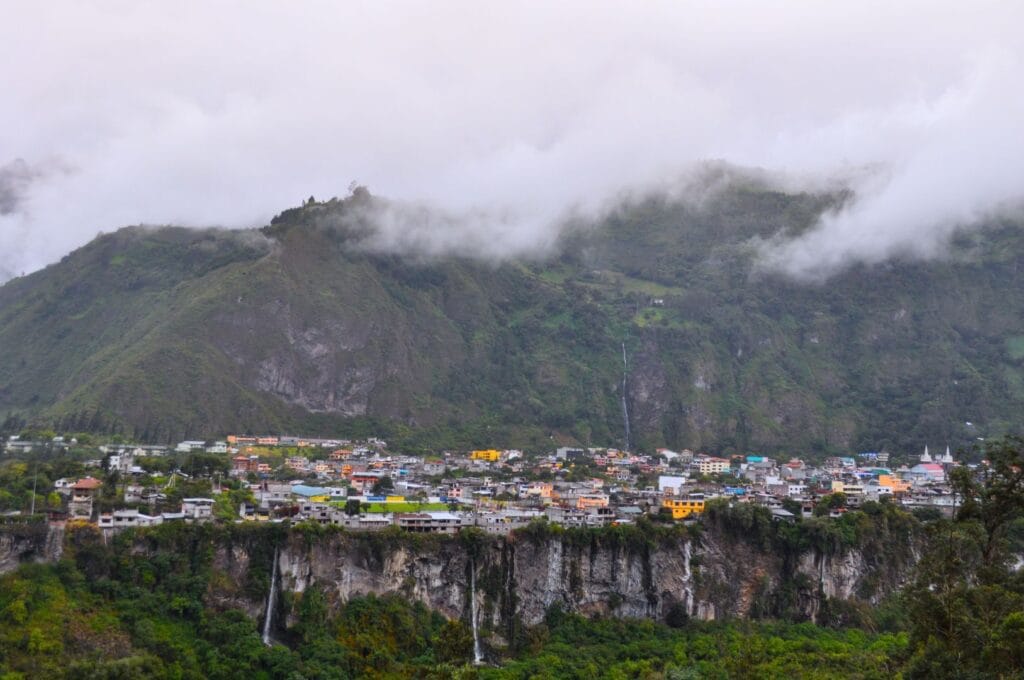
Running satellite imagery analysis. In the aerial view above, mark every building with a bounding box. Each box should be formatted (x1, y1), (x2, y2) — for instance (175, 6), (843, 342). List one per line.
(69, 477), (103, 519)
(658, 475), (688, 495)
(395, 512), (465, 533)
(698, 457), (730, 476)
(470, 449), (501, 462)
(878, 474), (912, 494)
(98, 509), (162, 530)
(908, 463), (945, 484)
(232, 455), (259, 474)
(181, 498), (215, 521)
(576, 493), (609, 510)
(555, 447), (586, 461)
(662, 495), (706, 519)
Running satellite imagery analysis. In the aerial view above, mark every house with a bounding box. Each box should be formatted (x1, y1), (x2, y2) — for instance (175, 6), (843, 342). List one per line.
(54, 478), (77, 495)
(524, 482), (553, 499)
(285, 456), (310, 472)
(555, 447), (586, 461)
(232, 455), (258, 474)
(395, 512), (465, 533)
(124, 484), (144, 504)
(69, 477), (102, 519)
(98, 509), (162, 531)
(697, 457), (730, 476)
(878, 474), (912, 494)
(175, 440), (206, 453)
(254, 482), (292, 508)
(907, 463), (945, 484)
(181, 498), (215, 521)
(658, 475), (688, 495)
(422, 460), (447, 476)
(662, 495), (706, 519)
(470, 449), (502, 462)
(576, 493), (609, 510)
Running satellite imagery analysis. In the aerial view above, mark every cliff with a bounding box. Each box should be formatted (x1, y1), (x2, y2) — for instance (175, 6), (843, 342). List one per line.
(1, 507), (921, 643)
(0, 520), (64, 574)
(195, 517), (919, 646)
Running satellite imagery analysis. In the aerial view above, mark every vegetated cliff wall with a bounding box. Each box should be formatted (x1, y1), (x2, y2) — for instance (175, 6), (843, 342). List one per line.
(0, 519), (918, 636)
(202, 520), (920, 642)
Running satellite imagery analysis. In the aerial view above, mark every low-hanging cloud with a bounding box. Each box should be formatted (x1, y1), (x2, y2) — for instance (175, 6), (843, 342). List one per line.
(1, 1), (1022, 281)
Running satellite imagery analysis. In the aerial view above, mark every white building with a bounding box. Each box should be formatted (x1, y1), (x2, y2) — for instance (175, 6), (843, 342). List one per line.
(181, 498), (215, 521)
(657, 475), (688, 495)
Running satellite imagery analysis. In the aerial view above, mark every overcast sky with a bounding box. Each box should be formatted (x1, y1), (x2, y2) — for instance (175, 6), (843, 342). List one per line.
(1, 1), (1022, 280)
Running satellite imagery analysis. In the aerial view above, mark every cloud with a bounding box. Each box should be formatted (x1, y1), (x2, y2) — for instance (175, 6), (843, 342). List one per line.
(0, 1), (1022, 279)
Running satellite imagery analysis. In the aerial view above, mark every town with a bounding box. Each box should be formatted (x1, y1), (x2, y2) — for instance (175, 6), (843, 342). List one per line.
(1, 430), (965, 534)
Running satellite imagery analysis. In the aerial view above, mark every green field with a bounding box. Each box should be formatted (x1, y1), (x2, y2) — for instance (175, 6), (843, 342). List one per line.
(359, 502), (450, 513)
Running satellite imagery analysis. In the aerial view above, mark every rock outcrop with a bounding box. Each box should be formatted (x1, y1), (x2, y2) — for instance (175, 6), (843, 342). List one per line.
(198, 524), (919, 640)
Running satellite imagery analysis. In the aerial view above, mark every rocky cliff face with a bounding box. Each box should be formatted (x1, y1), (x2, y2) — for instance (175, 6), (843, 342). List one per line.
(1, 520), (920, 647)
(0, 522), (64, 575)
(200, 525), (918, 643)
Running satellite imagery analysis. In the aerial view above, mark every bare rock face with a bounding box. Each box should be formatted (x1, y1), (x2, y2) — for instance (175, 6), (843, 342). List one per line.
(201, 526), (919, 635)
(0, 523), (62, 575)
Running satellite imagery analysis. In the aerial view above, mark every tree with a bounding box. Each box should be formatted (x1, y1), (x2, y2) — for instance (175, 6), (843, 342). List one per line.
(371, 477), (393, 495)
(903, 438), (1024, 677)
(950, 437), (1024, 569)
(813, 492), (846, 517)
(434, 620), (473, 663)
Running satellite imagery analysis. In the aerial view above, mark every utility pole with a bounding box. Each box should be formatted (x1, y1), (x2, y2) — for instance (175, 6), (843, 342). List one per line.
(29, 462), (38, 516)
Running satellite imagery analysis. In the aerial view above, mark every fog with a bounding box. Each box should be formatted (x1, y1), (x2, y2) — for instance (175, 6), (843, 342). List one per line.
(1, 2), (1022, 281)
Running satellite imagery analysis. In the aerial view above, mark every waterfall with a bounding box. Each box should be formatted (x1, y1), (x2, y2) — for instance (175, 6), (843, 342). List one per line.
(262, 547), (279, 646)
(470, 557), (483, 665)
(682, 540), (694, 617)
(621, 342), (631, 451)
(43, 523), (64, 562)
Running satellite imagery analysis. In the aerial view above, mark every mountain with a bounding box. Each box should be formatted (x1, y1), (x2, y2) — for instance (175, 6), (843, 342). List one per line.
(2, 176), (1024, 455)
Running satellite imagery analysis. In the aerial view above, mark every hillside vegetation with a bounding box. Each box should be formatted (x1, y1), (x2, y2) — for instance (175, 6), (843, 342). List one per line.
(3, 176), (1024, 455)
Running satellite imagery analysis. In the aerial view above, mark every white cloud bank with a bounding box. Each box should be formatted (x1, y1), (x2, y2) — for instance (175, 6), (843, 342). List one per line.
(0, 1), (1022, 280)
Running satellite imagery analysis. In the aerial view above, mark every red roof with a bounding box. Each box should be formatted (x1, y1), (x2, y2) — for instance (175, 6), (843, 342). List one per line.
(73, 477), (102, 490)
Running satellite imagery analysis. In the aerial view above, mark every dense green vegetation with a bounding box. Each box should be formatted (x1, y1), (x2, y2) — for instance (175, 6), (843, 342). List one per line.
(2, 177), (1024, 455)
(482, 612), (907, 679)
(0, 548), (908, 679)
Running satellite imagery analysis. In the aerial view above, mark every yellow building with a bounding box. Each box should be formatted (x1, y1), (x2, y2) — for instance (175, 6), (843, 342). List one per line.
(662, 497), (706, 519)
(470, 449), (502, 462)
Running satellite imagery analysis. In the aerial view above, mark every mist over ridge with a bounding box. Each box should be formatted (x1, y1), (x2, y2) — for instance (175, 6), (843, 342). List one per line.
(2, 2), (1023, 282)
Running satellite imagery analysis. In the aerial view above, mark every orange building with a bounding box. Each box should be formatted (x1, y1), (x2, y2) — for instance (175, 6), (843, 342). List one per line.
(576, 494), (609, 510)
(878, 474), (912, 494)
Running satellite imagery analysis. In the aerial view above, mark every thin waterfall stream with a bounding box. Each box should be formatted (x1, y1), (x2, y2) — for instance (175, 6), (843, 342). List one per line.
(262, 546), (279, 646)
(471, 557), (483, 665)
(621, 342), (631, 450)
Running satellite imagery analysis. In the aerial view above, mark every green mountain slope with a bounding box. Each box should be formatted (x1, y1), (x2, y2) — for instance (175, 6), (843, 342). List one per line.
(2, 182), (1023, 455)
